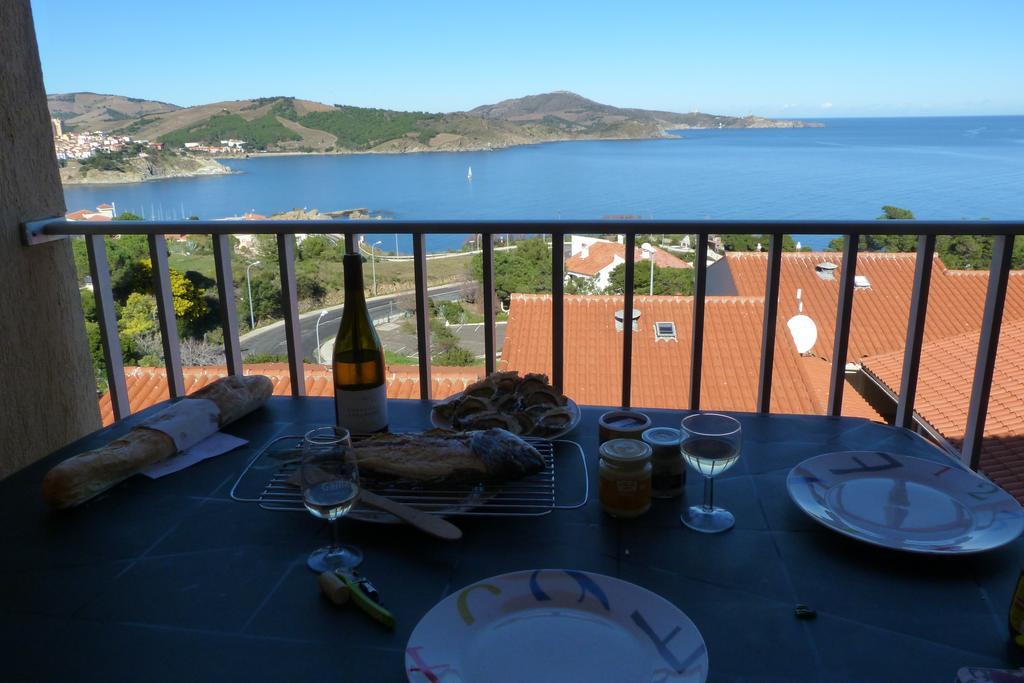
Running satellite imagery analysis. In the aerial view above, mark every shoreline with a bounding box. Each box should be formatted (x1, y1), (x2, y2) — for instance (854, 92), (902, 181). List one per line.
(61, 168), (239, 187)
(59, 122), (820, 185)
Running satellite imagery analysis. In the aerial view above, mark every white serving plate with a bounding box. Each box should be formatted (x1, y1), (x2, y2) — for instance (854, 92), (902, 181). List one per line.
(405, 569), (708, 683)
(787, 451), (1024, 555)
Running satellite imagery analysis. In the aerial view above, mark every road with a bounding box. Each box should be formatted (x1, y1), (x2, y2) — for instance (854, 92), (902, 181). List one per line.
(239, 282), (507, 362)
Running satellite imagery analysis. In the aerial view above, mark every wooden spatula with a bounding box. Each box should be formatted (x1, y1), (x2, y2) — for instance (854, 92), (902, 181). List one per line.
(357, 489), (463, 541)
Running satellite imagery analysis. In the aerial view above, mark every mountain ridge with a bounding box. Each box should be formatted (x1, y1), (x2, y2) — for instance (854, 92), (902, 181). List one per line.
(48, 91), (822, 155)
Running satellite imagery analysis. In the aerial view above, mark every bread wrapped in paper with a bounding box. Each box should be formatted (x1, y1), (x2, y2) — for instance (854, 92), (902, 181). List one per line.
(42, 375), (273, 509)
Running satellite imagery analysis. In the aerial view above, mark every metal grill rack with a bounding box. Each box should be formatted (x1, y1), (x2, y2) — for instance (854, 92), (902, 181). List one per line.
(230, 434), (588, 521)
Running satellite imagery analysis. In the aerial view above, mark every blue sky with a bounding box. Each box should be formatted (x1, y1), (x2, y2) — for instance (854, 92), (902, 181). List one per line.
(33, 0), (1024, 117)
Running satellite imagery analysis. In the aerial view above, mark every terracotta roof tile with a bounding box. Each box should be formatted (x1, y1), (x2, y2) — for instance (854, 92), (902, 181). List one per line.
(863, 318), (1024, 500)
(97, 363), (484, 427)
(499, 294), (879, 418)
(723, 252), (1024, 361)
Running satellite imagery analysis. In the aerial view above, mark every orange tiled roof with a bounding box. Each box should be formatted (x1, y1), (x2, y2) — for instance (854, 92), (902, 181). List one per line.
(862, 318), (1024, 499)
(498, 293), (880, 418)
(98, 363), (484, 426)
(723, 252), (1024, 361)
(565, 241), (691, 277)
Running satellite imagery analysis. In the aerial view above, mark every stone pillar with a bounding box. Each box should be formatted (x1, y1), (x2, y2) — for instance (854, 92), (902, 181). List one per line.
(0, 0), (100, 478)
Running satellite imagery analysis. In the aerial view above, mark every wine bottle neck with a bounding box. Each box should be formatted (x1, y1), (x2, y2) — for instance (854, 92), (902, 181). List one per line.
(343, 254), (366, 302)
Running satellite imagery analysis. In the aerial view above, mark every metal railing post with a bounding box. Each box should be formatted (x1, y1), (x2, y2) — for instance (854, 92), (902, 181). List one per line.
(147, 234), (185, 398)
(551, 231), (565, 393)
(756, 233), (783, 413)
(962, 234), (1015, 470)
(277, 234), (306, 396)
(86, 235), (130, 420)
(621, 232), (637, 408)
(481, 233), (497, 375)
(412, 233), (431, 400)
(895, 235), (936, 429)
(689, 234), (709, 410)
(212, 234), (243, 375)
(827, 233), (859, 416)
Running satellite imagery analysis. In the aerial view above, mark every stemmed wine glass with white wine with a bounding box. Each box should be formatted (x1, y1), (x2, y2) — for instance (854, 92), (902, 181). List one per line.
(300, 426), (363, 571)
(680, 413), (742, 533)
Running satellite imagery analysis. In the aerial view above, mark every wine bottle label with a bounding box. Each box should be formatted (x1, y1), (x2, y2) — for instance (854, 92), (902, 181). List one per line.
(335, 385), (388, 433)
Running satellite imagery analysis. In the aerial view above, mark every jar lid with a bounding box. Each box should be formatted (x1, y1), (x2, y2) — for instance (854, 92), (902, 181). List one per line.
(600, 438), (652, 463)
(598, 410), (652, 431)
(642, 427), (681, 447)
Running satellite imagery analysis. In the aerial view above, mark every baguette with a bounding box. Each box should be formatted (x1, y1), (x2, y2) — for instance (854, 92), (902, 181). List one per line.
(42, 375), (273, 510)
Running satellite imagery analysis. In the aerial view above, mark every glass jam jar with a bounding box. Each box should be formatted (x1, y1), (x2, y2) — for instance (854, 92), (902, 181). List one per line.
(599, 438), (653, 518)
(598, 410), (652, 444)
(642, 427), (685, 499)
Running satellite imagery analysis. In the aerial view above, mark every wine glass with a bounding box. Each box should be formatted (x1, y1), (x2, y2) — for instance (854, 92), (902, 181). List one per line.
(300, 426), (363, 571)
(679, 413), (742, 534)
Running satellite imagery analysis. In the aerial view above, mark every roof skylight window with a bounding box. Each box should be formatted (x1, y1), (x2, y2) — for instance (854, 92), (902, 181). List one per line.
(655, 322), (677, 341)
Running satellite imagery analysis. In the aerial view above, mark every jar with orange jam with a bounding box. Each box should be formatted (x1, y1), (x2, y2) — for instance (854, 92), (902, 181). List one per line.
(598, 438), (653, 518)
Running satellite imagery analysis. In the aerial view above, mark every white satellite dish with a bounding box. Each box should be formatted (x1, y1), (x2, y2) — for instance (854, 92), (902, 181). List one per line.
(788, 314), (818, 354)
(787, 288), (817, 353)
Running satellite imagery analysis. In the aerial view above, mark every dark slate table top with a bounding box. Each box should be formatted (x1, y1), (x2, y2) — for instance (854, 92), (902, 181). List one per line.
(1, 397), (1022, 682)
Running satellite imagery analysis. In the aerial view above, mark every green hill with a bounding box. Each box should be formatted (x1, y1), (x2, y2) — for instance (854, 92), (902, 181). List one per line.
(48, 92), (822, 154)
(160, 112), (301, 150)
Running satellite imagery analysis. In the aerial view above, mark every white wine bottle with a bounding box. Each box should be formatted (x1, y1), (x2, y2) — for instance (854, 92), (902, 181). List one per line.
(333, 253), (388, 432)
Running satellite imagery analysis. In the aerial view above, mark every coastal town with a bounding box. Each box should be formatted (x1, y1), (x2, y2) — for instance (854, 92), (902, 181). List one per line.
(51, 116), (247, 162)
(51, 117), (159, 160)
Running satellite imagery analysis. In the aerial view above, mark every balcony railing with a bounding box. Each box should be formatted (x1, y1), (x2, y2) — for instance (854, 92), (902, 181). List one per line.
(23, 218), (1024, 471)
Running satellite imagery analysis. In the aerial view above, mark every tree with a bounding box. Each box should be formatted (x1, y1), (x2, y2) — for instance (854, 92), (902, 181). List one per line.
(112, 259), (209, 327)
(827, 205), (917, 252)
(168, 269), (209, 324)
(429, 318), (476, 366)
(115, 211), (143, 221)
(107, 234), (149, 272)
(721, 234), (807, 252)
(820, 206), (1023, 269)
(879, 205), (916, 220)
(179, 338), (226, 365)
(471, 237), (551, 302)
(244, 270), (283, 325)
(564, 276), (600, 295)
(296, 271), (326, 302)
(298, 235), (343, 261)
(71, 238), (89, 282)
(253, 235), (280, 262)
(607, 261), (695, 296)
(120, 292), (158, 337)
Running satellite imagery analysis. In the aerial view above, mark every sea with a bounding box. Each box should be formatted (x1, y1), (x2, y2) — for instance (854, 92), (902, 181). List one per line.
(63, 116), (1024, 253)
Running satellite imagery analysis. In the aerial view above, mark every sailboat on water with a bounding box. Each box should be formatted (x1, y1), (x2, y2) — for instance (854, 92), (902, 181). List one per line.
(467, 166), (473, 181)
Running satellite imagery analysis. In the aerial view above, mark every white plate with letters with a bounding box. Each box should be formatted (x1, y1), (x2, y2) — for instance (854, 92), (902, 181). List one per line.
(405, 569), (708, 683)
(787, 451), (1024, 554)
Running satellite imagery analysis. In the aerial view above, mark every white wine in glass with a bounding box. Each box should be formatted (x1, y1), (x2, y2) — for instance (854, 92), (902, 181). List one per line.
(303, 479), (360, 521)
(300, 426), (363, 571)
(680, 413), (742, 534)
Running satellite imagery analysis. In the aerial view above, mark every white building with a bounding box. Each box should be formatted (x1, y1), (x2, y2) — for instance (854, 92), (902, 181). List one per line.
(564, 236), (692, 291)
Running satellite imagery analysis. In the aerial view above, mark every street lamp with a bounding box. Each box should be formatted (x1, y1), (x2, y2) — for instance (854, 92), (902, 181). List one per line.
(245, 261), (261, 329)
(370, 241), (382, 296)
(315, 309), (328, 363)
(641, 243), (655, 296)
